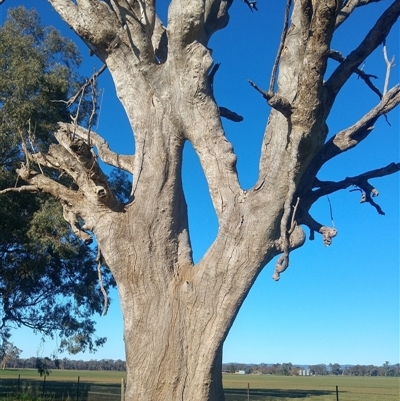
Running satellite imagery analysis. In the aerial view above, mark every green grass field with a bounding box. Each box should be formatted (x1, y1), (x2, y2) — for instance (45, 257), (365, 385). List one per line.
(0, 370), (398, 401)
(222, 374), (399, 401)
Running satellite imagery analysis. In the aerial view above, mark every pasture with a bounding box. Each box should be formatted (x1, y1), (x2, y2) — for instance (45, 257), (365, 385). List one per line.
(0, 369), (398, 401)
(222, 374), (399, 401)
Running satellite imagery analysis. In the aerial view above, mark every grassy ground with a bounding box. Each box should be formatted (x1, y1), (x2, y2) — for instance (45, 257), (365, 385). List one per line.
(0, 370), (398, 400)
(223, 374), (399, 401)
(0, 369), (124, 401)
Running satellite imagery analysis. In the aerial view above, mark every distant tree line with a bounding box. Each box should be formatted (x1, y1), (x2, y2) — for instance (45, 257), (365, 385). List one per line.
(342, 361), (399, 377)
(5, 358), (399, 377)
(9, 357), (126, 372)
(222, 362), (400, 377)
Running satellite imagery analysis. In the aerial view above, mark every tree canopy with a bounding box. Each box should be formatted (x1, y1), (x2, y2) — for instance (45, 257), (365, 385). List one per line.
(0, 7), (115, 354)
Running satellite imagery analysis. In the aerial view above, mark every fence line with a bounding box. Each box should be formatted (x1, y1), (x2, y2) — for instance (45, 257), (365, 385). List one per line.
(1, 374), (125, 401)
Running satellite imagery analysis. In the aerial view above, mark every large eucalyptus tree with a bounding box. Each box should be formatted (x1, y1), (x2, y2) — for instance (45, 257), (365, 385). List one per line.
(1, 0), (399, 400)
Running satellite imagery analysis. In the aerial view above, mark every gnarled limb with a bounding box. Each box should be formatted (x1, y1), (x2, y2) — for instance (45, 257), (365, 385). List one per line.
(59, 123), (134, 173)
(15, 164), (78, 205)
(219, 107), (244, 122)
(63, 203), (93, 244)
(326, 0), (400, 104)
(311, 162), (400, 213)
(0, 185), (39, 195)
(203, 0), (232, 42)
(54, 127), (124, 210)
(248, 80), (292, 118)
(335, 0), (382, 29)
(328, 49), (382, 99)
(273, 225), (306, 281)
(300, 211), (338, 245)
(49, 0), (154, 63)
(300, 85), (400, 185)
(296, 162), (398, 250)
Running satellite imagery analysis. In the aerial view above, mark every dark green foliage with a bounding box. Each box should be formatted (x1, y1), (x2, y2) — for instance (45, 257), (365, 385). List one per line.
(0, 7), (115, 354)
(0, 193), (115, 353)
(108, 169), (132, 203)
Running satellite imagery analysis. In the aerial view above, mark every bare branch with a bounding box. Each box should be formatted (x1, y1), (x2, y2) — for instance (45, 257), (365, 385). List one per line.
(328, 49), (382, 98)
(300, 85), (400, 183)
(55, 65), (107, 109)
(96, 249), (109, 316)
(14, 165), (78, 205)
(382, 41), (395, 96)
(0, 185), (39, 195)
(208, 63), (221, 91)
(311, 162), (400, 215)
(63, 204), (93, 245)
(248, 80), (292, 118)
(219, 107), (243, 122)
(326, 0), (400, 103)
(335, 0), (382, 29)
(203, 0), (233, 42)
(269, 0), (292, 93)
(58, 123), (134, 173)
(272, 198), (305, 281)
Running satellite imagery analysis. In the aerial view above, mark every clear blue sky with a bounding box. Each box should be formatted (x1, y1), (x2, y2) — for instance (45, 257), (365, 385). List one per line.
(2, 0), (399, 366)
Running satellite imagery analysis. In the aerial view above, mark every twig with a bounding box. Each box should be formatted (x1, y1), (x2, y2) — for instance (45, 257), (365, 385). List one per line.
(54, 64), (107, 108)
(269, 0), (292, 93)
(54, 64), (107, 137)
(0, 185), (39, 195)
(288, 197), (300, 234)
(96, 248), (109, 316)
(17, 129), (31, 173)
(312, 162), (400, 215)
(209, 63), (221, 91)
(382, 40), (395, 96)
(328, 50), (382, 98)
(27, 120), (45, 176)
(327, 196), (335, 228)
(273, 196), (300, 281)
(87, 71), (99, 145)
(248, 80), (292, 117)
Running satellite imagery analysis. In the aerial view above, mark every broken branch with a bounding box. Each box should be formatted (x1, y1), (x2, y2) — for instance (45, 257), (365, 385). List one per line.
(58, 123), (134, 173)
(269, 0), (292, 93)
(219, 107), (244, 122)
(335, 0), (381, 29)
(312, 162), (400, 214)
(248, 80), (292, 118)
(382, 40), (395, 96)
(328, 49), (382, 98)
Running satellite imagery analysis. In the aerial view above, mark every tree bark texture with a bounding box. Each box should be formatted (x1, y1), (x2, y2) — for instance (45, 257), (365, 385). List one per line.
(5, 0), (400, 399)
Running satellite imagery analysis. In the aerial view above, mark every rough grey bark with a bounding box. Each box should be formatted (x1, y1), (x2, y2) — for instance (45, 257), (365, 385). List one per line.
(1, 0), (400, 400)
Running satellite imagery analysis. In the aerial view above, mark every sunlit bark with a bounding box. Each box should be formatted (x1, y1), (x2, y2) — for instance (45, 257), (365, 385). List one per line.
(1, 0), (399, 399)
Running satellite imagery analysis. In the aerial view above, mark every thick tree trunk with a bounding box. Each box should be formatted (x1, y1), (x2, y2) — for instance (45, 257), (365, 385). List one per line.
(101, 223), (278, 400)
(93, 169), (290, 400)
(119, 281), (226, 400)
